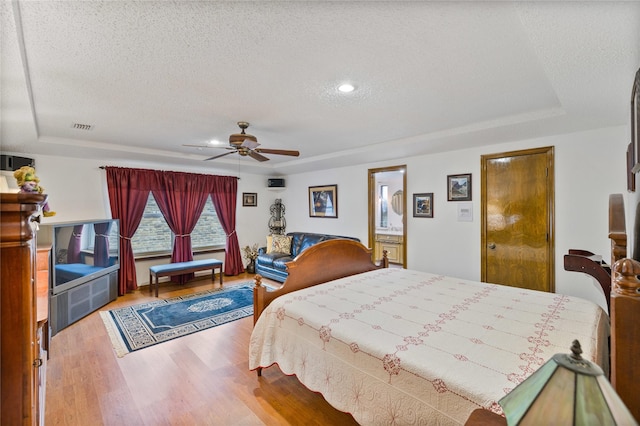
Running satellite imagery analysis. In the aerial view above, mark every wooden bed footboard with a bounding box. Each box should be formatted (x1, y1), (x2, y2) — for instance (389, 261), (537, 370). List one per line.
(253, 239), (388, 324)
(608, 193), (640, 420)
(610, 257), (640, 419)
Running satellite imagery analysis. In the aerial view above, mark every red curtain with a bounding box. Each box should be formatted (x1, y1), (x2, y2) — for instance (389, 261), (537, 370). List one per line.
(93, 222), (111, 267)
(209, 175), (243, 275)
(66, 224), (84, 263)
(105, 167), (153, 295)
(152, 171), (210, 283)
(104, 167), (241, 294)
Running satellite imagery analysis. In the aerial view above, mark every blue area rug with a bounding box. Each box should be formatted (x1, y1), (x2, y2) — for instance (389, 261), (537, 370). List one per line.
(100, 284), (253, 357)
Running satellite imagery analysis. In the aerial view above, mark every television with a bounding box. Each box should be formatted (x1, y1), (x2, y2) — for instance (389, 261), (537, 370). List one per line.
(40, 219), (120, 294)
(39, 219), (120, 334)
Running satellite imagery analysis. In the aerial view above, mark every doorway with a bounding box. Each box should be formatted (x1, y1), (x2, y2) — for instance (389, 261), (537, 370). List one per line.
(368, 165), (407, 268)
(481, 147), (555, 292)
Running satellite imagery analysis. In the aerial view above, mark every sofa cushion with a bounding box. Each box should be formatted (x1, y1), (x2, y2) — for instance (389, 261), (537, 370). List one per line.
(286, 232), (362, 257)
(272, 256), (294, 269)
(256, 252), (290, 267)
(297, 234), (327, 255)
(266, 235), (273, 253)
(271, 234), (292, 254)
(290, 233), (324, 257)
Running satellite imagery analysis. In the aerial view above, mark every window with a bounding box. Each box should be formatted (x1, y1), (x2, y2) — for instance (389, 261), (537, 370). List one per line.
(86, 221), (120, 252)
(379, 184), (388, 228)
(192, 198), (226, 249)
(131, 194), (225, 255)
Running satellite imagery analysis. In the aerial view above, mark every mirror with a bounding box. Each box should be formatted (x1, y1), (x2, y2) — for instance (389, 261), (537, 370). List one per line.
(391, 190), (403, 216)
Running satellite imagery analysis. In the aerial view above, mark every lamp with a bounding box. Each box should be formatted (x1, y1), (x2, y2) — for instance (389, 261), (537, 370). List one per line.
(498, 340), (637, 425)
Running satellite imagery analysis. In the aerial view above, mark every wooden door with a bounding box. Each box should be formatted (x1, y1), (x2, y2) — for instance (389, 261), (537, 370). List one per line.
(481, 147), (554, 292)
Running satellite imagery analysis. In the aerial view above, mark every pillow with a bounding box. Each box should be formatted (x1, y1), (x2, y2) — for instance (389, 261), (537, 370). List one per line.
(266, 235), (273, 254)
(270, 234), (292, 254)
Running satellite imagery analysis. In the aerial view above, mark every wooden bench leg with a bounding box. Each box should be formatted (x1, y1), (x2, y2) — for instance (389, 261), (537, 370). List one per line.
(211, 266), (223, 286)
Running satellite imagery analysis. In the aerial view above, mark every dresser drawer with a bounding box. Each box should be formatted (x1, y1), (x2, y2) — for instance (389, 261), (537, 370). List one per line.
(375, 234), (403, 243)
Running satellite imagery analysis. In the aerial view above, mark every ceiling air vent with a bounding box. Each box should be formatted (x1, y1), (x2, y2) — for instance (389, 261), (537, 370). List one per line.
(72, 123), (93, 131)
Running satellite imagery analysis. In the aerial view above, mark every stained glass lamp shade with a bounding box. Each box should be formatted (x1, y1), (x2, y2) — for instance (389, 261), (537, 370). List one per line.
(498, 340), (637, 425)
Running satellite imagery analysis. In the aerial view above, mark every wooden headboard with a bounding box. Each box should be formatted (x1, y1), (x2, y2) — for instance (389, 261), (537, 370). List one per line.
(252, 239), (388, 324)
(609, 193), (640, 419)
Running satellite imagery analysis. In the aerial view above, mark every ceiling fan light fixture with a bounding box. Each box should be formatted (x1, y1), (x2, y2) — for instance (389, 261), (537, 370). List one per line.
(190, 121), (299, 162)
(338, 83), (355, 93)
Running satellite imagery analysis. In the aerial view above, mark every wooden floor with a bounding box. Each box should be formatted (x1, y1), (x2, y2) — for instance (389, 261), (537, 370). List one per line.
(44, 273), (358, 425)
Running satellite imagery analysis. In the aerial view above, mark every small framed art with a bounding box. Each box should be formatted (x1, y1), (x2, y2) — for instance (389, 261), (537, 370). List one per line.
(632, 68), (640, 173)
(309, 184), (338, 218)
(413, 193), (433, 218)
(242, 192), (257, 207)
(628, 142), (635, 192)
(447, 173), (472, 201)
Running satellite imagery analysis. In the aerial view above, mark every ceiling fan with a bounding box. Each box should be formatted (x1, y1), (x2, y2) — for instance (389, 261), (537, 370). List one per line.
(184, 122), (300, 162)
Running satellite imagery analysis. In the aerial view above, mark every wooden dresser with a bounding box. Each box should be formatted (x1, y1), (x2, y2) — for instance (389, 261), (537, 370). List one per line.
(1, 193), (48, 425)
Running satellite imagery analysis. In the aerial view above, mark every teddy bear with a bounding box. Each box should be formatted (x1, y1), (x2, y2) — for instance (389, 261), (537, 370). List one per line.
(13, 166), (56, 217)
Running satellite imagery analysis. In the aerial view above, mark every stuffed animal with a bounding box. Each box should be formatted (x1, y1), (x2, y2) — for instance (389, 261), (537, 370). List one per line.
(13, 166), (56, 217)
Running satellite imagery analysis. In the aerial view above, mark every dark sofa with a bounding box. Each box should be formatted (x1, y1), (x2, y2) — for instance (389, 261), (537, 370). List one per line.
(255, 231), (360, 282)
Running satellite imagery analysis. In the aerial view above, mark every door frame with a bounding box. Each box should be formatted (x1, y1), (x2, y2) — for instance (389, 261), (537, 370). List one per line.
(480, 146), (555, 291)
(368, 165), (407, 268)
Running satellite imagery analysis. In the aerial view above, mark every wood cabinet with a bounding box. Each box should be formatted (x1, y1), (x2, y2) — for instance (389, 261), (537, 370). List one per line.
(1, 193), (48, 425)
(375, 233), (404, 264)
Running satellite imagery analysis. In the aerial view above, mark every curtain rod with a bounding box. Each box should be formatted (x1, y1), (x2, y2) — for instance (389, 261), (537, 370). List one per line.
(98, 166), (240, 179)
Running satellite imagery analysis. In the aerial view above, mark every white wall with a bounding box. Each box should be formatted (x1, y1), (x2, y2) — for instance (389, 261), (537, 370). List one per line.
(281, 125), (627, 312)
(7, 124), (627, 310)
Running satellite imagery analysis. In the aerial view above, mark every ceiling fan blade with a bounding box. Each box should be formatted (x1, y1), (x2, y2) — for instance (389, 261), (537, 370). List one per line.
(241, 139), (259, 150)
(204, 151), (236, 161)
(183, 144), (233, 150)
(255, 148), (300, 157)
(248, 150), (270, 162)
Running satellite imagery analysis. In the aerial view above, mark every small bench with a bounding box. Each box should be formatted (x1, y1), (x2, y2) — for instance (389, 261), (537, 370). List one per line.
(149, 259), (223, 297)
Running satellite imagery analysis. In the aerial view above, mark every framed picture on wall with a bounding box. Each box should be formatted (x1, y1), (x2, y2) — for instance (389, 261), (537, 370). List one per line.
(413, 193), (433, 218)
(242, 192), (257, 207)
(628, 142), (636, 192)
(309, 184), (338, 218)
(447, 173), (472, 201)
(632, 68), (640, 172)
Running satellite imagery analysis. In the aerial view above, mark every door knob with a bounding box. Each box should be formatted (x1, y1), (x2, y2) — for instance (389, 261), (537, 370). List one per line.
(488, 243), (496, 249)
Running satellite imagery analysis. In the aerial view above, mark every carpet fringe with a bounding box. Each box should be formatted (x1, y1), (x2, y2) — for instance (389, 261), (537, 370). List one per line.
(99, 311), (130, 358)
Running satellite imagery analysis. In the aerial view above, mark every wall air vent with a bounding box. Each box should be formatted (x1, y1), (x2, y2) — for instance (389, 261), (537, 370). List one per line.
(72, 123), (93, 131)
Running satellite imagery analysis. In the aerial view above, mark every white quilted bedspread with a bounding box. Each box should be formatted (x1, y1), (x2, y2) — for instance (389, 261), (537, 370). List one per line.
(249, 268), (609, 425)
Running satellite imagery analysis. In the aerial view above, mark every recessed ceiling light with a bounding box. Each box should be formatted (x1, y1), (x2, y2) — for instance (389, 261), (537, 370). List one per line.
(338, 83), (355, 93)
(208, 139), (222, 145)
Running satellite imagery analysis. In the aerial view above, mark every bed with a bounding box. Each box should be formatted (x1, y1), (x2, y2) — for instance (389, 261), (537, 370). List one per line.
(249, 195), (640, 424)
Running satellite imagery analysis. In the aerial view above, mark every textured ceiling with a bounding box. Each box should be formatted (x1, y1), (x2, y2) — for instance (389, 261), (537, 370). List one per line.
(1, 1), (639, 175)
